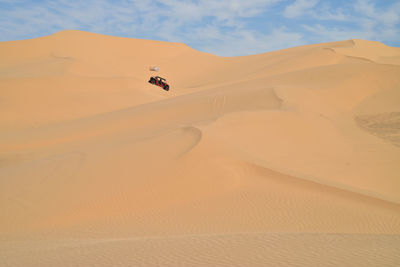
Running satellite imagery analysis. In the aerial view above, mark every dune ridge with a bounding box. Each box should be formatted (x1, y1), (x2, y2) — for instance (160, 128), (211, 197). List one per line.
(1, 30), (400, 266)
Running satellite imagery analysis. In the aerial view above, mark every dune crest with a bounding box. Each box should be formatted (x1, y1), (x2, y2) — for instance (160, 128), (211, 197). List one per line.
(1, 31), (400, 266)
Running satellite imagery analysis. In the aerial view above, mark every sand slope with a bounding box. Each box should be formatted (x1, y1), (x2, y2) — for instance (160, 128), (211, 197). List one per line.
(1, 31), (400, 266)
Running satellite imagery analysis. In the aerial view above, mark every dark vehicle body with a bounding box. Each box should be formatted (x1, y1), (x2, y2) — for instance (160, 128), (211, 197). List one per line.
(149, 76), (169, 91)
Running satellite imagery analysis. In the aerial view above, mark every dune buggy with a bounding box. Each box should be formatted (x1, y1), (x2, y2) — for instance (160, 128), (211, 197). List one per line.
(149, 76), (169, 91)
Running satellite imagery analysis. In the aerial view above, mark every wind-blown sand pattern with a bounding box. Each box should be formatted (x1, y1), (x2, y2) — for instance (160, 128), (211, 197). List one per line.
(1, 30), (400, 266)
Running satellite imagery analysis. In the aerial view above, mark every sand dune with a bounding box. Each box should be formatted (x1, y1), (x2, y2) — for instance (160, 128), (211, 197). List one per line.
(1, 30), (400, 266)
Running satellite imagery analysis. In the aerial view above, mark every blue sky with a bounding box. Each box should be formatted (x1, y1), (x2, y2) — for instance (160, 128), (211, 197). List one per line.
(0, 0), (399, 56)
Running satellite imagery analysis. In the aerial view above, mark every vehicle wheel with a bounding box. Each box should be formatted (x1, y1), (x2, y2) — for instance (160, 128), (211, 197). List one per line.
(164, 85), (169, 91)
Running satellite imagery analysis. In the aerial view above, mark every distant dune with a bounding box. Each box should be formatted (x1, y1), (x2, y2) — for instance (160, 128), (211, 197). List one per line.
(1, 30), (400, 267)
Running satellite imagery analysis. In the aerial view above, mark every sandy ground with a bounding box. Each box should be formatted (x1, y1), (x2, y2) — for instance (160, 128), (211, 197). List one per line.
(1, 30), (400, 266)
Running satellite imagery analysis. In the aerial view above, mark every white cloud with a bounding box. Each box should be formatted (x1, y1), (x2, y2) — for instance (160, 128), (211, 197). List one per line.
(0, 0), (285, 56)
(302, 24), (372, 41)
(0, 0), (141, 40)
(310, 5), (350, 21)
(299, 0), (400, 46)
(189, 26), (304, 56)
(284, 0), (319, 18)
(354, 0), (400, 27)
(0, 0), (282, 39)
(0, 0), (399, 56)
(355, 0), (375, 17)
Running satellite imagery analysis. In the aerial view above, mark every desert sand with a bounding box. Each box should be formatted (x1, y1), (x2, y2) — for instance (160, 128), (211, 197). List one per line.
(1, 30), (400, 266)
